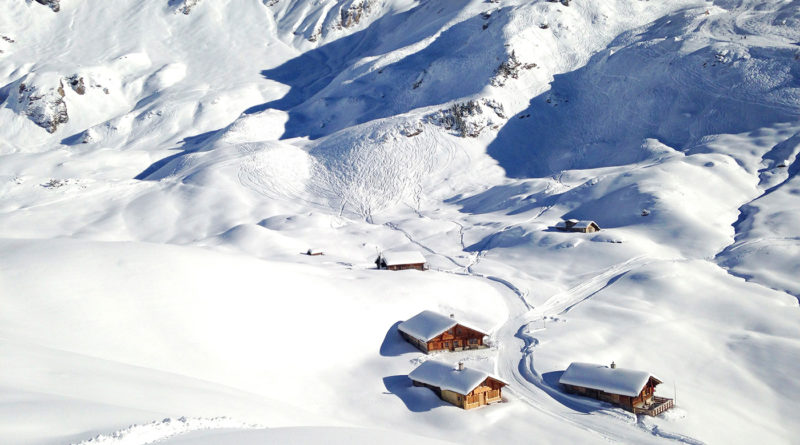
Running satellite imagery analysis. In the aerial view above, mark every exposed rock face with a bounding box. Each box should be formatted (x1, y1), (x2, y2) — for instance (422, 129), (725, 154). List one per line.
(17, 80), (69, 133)
(491, 51), (537, 87)
(427, 99), (506, 138)
(67, 75), (86, 95)
(339, 1), (372, 29)
(35, 0), (61, 12)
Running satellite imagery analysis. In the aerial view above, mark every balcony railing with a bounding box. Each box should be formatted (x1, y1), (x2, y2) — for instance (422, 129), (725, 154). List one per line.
(634, 396), (674, 416)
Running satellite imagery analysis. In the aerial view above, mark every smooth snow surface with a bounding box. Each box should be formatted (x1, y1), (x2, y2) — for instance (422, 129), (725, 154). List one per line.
(559, 362), (653, 398)
(160, 427), (455, 445)
(408, 360), (498, 396)
(2, 0), (800, 444)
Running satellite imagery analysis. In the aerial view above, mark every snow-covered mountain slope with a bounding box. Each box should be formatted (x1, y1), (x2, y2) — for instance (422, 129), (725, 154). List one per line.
(1, 0), (799, 444)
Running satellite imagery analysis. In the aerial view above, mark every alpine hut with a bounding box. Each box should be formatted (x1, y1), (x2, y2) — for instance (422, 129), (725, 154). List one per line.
(559, 362), (674, 416)
(398, 310), (489, 353)
(555, 219), (600, 233)
(375, 250), (427, 271)
(408, 360), (506, 410)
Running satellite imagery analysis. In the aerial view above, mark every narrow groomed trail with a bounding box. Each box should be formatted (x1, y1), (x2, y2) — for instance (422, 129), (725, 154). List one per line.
(383, 216), (704, 444)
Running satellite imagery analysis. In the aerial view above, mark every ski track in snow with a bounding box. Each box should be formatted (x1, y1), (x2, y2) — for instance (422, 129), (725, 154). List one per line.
(383, 215), (701, 444)
(70, 417), (265, 445)
(493, 256), (705, 445)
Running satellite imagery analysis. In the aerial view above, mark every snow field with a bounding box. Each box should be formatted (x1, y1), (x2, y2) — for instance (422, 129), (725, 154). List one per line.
(1, 0), (800, 443)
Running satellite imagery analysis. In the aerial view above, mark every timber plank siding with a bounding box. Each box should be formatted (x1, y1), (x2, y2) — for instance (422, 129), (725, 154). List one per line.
(412, 376), (505, 410)
(400, 324), (486, 353)
(397, 311), (489, 354)
(386, 262), (425, 271)
(425, 324), (486, 353)
(562, 374), (672, 416)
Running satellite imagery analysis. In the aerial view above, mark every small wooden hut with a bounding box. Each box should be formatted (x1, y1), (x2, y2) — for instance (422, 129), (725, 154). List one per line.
(555, 219), (600, 233)
(375, 250), (426, 271)
(398, 311), (489, 353)
(409, 360), (506, 410)
(559, 362), (673, 416)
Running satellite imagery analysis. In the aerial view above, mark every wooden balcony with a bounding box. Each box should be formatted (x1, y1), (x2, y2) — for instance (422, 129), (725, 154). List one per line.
(634, 396), (674, 416)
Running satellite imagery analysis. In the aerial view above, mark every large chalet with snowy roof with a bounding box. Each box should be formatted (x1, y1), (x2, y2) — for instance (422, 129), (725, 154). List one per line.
(559, 362), (674, 416)
(398, 310), (489, 353)
(375, 250), (427, 271)
(409, 360), (506, 410)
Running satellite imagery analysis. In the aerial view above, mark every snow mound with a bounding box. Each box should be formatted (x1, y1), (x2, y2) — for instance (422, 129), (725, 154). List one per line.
(71, 417), (264, 445)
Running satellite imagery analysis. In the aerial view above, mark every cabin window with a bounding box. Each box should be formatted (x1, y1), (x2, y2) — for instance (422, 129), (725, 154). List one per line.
(469, 338), (478, 345)
(444, 341), (450, 348)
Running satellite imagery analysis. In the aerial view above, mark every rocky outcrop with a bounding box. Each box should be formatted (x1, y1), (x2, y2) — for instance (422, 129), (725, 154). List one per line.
(35, 0), (61, 12)
(170, 0), (200, 15)
(66, 75), (86, 95)
(17, 80), (69, 133)
(491, 51), (537, 87)
(339, 1), (372, 29)
(427, 99), (506, 138)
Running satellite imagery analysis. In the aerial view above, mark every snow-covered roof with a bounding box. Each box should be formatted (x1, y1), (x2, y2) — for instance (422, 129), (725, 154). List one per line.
(555, 220), (599, 229)
(573, 220), (598, 229)
(379, 250), (426, 266)
(398, 310), (458, 341)
(409, 360), (505, 395)
(559, 362), (658, 397)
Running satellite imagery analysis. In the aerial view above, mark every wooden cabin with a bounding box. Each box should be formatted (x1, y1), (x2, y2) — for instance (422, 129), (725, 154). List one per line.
(375, 250), (426, 271)
(555, 219), (601, 233)
(398, 310), (489, 353)
(409, 360), (506, 410)
(306, 248), (324, 256)
(559, 362), (674, 416)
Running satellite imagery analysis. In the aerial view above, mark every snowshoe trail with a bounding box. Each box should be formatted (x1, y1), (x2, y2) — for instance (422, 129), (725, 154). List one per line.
(70, 417), (264, 445)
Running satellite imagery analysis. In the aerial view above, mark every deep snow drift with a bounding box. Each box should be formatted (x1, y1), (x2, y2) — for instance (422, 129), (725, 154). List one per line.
(1, 0), (799, 444)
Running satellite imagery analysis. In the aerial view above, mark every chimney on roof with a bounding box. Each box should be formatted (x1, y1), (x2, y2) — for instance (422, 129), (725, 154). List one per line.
(450, 313), (455, 319)
(458, 361), (464, 371)
(610, 361), (616, 369)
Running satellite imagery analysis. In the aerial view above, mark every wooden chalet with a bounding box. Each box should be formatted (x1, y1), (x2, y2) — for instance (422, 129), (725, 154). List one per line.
(398, 310), (488, 353)
(375, 250), (426, 271)
(555, 219), (600, 233)
(559, 362), (674, 416)
(409, 360), (506, 410)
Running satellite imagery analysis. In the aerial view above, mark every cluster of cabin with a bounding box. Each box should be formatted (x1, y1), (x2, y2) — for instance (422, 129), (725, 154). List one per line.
(395, 310), (672, 415)
(398, 310), (507, 410)
(309, 218), (676, 416)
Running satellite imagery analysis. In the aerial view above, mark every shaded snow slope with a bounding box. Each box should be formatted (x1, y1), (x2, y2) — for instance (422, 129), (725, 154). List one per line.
(1, 0), (800, 444)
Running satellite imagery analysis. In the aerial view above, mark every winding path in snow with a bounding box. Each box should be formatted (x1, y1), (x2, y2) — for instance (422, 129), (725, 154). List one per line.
(490, 256), (704, 445)
(383, 216), (703, 444)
